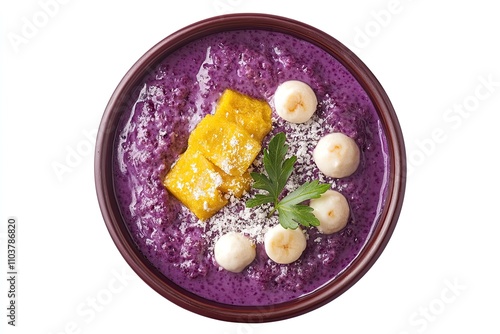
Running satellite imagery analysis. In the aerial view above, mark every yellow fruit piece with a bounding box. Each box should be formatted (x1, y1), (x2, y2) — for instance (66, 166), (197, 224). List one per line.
(164, 88), (272, 220)
(188, 115), (261, 176)
(214, 89), (272, 142)
(163, 148), (228, 220)
(217, 169), (252, 198)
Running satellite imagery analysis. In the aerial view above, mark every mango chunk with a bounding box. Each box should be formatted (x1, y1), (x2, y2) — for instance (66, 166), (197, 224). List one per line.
(164, 88), (272, 220)
(214, 89), (272, 141)
(188, 115), (261, 176)
(164, 148), (228, 220)
(217, 169), (252, 198)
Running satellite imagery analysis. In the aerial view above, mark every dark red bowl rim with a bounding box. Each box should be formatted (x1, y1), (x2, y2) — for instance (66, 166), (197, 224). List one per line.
(95, 13), (406, 323)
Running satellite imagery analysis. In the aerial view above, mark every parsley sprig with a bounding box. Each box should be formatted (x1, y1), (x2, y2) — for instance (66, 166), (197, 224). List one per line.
(246, 132), (330, 229)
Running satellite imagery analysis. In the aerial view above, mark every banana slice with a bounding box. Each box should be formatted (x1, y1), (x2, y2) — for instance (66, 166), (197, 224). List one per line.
(313, 132), (360, 178)
(264, 224), (307, 264)
(214, 232), (256, 273)
(274, 80), (318, 123)
(310, 190), (350, 234)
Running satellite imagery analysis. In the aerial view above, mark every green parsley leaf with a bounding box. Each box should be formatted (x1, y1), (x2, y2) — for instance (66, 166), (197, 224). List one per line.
(278, 204), (316, 230)
(245, 132), (330, 229)
(280, 180), (331, 207)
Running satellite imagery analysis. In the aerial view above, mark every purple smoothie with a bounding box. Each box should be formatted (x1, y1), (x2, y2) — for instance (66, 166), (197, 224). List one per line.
(113, 30), (389, 306)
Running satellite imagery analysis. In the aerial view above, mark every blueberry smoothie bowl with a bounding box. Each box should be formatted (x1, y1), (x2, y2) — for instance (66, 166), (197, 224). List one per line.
(95, 14), (406, 322)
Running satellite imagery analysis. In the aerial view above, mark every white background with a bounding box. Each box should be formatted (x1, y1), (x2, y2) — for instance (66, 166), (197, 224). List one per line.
(1, 0), (499, 333)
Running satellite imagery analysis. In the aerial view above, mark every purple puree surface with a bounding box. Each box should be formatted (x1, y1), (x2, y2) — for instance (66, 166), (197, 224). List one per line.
(113, 30), (389, 306)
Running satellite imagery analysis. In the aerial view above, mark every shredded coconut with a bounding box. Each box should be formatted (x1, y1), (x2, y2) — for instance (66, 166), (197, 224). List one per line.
(229, 136), (239, 147)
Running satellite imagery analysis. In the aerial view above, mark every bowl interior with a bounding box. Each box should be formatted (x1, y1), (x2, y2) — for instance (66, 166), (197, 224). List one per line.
(95, 13), (406, 322)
